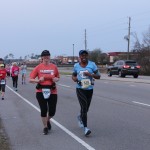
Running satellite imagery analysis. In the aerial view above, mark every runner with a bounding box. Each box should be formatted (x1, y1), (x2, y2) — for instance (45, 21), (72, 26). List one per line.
(0, 64), (7, 100)
(72, 50), (101, 136)
(11, 62), (19, 91)
(5, 64), (11, 77)
(29, 50), (60, 135)
(20, 62), (27, 84)
(0, 58), (5, 67)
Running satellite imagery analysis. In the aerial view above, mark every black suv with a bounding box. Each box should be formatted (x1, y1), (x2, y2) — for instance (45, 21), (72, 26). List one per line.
(107, 60), (141, 78)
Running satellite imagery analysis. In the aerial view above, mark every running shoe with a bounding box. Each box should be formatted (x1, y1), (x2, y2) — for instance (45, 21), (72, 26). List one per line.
(84, 127), (91, 136)
(77, 115), (84, 128)
(47, 121), (51, 130)
(43, 127), (48, 135)
(2, 97), (4, 100)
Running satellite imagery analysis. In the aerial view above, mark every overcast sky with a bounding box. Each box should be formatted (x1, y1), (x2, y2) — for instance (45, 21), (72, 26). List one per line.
(0, 0), (150, 59)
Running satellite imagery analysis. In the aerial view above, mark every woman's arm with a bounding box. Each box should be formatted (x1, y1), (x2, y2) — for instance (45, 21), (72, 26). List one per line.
(29, 77), (44, 83)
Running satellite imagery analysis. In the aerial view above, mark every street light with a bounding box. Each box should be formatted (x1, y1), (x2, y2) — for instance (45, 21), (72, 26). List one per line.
(73, 44), (74, 64)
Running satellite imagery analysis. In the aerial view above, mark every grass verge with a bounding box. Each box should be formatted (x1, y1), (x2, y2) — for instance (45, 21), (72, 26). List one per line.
(0, 118), (10, 150)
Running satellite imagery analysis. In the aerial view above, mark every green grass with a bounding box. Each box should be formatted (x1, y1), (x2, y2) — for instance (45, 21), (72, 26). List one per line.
(60, 72), (72, 75)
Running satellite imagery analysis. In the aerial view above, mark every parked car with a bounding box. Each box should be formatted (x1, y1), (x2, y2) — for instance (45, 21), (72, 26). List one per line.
(107, 60), (141, 78)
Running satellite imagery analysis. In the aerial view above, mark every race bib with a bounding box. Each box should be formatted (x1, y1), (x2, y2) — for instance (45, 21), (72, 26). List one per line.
(0, 80), (5, 85)
(14, 71), (19, 75)
(42, 88), (51, 99)
(81, 79), (91, 89)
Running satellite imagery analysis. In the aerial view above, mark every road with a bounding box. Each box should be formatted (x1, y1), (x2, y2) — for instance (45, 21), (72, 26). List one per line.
(0, 72), (150, 150)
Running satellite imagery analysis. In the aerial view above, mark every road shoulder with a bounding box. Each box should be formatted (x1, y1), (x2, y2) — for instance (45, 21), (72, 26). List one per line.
(0, 118), (10, 150)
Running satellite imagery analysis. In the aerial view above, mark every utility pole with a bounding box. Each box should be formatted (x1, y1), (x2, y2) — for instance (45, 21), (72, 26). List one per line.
(73, 44), (74, 64)
(127, 17), (131, 60)
(84, 29), (87, 50)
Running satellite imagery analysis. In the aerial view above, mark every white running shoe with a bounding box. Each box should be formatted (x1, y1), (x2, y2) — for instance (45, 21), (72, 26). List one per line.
(84, 127), (91, 136)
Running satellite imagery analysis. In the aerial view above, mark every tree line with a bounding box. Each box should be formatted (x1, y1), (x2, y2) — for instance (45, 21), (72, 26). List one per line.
(3, 26), (150, 75)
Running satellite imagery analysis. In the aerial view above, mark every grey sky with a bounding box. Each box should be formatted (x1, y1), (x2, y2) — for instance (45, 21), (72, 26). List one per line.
(0, 0), (150, 58)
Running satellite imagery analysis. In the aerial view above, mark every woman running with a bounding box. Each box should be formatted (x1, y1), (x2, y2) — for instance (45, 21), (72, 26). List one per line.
(11, 62), (19, 91)
(29, 50), (60, 135)
(0, 64), (7, 100)
(20, 62), (27, 84)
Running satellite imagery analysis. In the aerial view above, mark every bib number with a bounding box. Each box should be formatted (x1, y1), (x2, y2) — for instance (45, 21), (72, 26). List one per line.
(42, 88), (51, 99)
(81, 79), (91, 89)
(0, 80), (5, 85)
(14, 71), (19, 75)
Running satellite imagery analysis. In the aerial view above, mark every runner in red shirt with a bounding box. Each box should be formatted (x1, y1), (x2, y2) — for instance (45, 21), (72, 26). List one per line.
(11, 62), (19, 91)
(0, 64), (7, 100)
(29, 50), (60, 135)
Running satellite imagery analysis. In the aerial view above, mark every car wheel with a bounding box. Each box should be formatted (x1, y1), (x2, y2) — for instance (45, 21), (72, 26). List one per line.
(133, 74), (138, 78)
(107, 70), (112, 77)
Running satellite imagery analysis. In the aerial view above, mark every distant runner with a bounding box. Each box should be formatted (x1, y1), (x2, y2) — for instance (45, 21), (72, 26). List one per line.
(11, 62), (19, 91)
(0, 64), (7, 100)
(5, 64), (11, 77)
(20, 62), (27, 84)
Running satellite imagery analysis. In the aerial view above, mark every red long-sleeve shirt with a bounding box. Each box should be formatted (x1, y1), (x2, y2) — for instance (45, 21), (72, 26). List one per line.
(0, 69), (7, 79)
(11, 66), (19, 77)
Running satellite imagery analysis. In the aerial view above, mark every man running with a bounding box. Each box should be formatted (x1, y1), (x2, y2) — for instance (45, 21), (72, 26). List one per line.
(72, 50), (100, 136)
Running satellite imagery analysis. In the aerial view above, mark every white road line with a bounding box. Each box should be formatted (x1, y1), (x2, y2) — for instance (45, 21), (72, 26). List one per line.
(6, 85), (96, 150)
(58, 83), (71, 88)
(130, 85), (135, 87)
(104, 82), (109, 84)
(132, 101), (150, 107)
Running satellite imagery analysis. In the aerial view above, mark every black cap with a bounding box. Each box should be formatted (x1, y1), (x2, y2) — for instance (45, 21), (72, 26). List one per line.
(41, 50), (50, 57)
(79, 50), (88, 55)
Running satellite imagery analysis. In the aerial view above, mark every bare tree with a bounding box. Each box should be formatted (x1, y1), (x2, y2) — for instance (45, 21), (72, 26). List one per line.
(143, 26), (150, 47)
(8, 53), (14, 59)
(4, 55), (8, 60)
(88, 48), (102, 64)
(132, 26), (150, 75)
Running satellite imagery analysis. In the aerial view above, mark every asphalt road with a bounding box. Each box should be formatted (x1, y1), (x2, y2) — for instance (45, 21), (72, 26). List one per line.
(0, 72), (150, 150)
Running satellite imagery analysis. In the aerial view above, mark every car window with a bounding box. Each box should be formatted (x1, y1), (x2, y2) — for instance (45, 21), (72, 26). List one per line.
(120, 62), (123, 65)
(126, 62), (137, 66)
(116, 62), (120, 65)
(114, 62), (117, 65)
